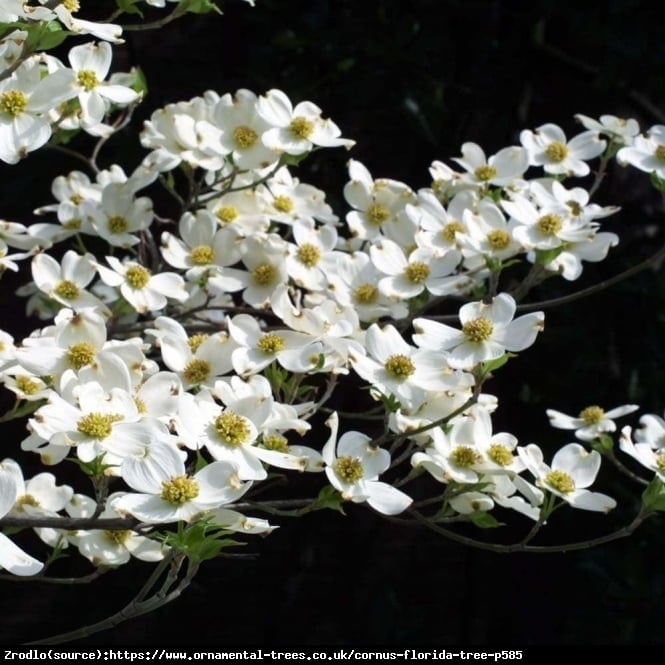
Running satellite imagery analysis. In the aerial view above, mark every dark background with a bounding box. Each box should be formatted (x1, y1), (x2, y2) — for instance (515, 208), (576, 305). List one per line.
(2, 0), (665, 646)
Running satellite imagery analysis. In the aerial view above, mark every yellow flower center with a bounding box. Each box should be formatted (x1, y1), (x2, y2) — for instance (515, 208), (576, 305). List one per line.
(462, 317), (494, 343)
(354, 283), (378, 304)
(216, 206), (239, 224)
(290, 116), (314, 140)
(273, 195), (294, 213)
(405, 261), (430, 284)
(579, 405), (605, 425)
(545, 141), (569, 163)
(537, 213), (563, 236)
(384, 354), (415, 379)
(62, 0), (80, 11)
(233, 125), (258, 149)
(105, 529), (131, 545)
(451, 445), (482, 468)
(487, 229), (511, 250)
(545, 469), (575, 494)
(214, 411), (251, 447)
(15, 494), (40, 510)
(296, 243), (321, 267)
(263, 434), (290, 453)
(0, 90), (27, 117)
(67, 342), (96, 369)
(54, 280), (80, 300)
(187, 334), (209, 353)
(442, 220), (464, 243)
(257, 332), (286, 354)
(566, 200), (583, 216)
(76, 412), (123, 439)
(125, 265), (151, 289)
(252, 262), (277, 286)
(134, 396), (147, 414)
(334, 456), (364, 483)
(655, 145), (665, 163)
(70, 194), (83, 205)
(183, 359), (211, 384)
(367, 202), (390, 226)
(190, 244), (215, 265)
(474, 165), (497, 181)
(16, 375), (40, 395)
(160, 475), (199, 505)
(656, 452), (665, 471)
(107, 215), (129, 234)
(63, 219), (82, 230)
(488, 444), (513, 467)
(77, 69), (99, 92)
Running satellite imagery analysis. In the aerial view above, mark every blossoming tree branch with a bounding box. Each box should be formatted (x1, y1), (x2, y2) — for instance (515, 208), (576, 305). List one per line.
(0, 0), (664, 644)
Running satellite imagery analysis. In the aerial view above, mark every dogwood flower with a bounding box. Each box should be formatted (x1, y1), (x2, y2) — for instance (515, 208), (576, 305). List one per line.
(617, 125), (665, 179)
(96, 256), (188, 313)
(412, 293), (544, 370)
(257, 88), (354, 155)
(0, 464), (43, 575)
(546, 404), (638, 442)
(518, 443), (616, 512)
(520, 123), (606, 176)
(64, 41), (139, 135)
(67, 493), (165, 566)
(114, 440), (250, 523)
(322, 413), (412, 515)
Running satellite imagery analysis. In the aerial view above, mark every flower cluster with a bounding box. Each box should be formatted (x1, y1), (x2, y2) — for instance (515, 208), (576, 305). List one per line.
(0, 0), (663, 643)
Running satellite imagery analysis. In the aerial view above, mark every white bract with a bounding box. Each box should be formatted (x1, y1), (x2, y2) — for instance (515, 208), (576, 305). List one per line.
(518, 443), (616, 513)
(546, 404), (639, 442)
(412, 293), (544, 370)
(322, 414), (412, 515)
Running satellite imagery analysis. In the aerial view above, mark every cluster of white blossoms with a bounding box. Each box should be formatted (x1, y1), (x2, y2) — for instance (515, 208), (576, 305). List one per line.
(0, 3), (663, 598)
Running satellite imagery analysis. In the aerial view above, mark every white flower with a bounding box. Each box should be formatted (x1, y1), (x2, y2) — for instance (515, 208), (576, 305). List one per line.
(617, 125), (665, 179)
(67, 493), (164, 566)
(322, 413), (412, 515)
(0, 58), (75, 164)
(114, 441), (250, 523)
(575, 114), (639, 146)
(96, 256), (187, 313)
(451, 142), (529, 187)
(370, 237), (468, 299)
(518, 443), (616, 512)
(546, 404), (638, 442)
(0, 464), (43, 575)
(214, 88), (279, 169)
(412, 293), (544, 370)
(32, 250), (108, 313)
(257, 89), (354, 155)
(66, 41), (139, 135)
(350, 323), (469, 410)
(520, 123), (606, 177)
(344, 159), (416, 242)
(619, 425), (665, 482)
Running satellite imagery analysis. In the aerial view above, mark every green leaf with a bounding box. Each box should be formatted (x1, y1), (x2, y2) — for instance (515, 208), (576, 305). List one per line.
(125, 66), (148, 98)
(641, 477), (665, 512)
(25, 21), (71, 51)
(649, 171), (665, 193)
(534, 246), (565, 266)
(591, 434), (614, 455)
(164, 520), (243, 564)
(314, 485), (346, 514)
(67, 453), (115, 477)
(178, 0), (223, 15)
(0, 398), (47, 423)
(467, 511), (504, 528)
(480, 352), (515, 375)
(115, 0), (144, 16)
